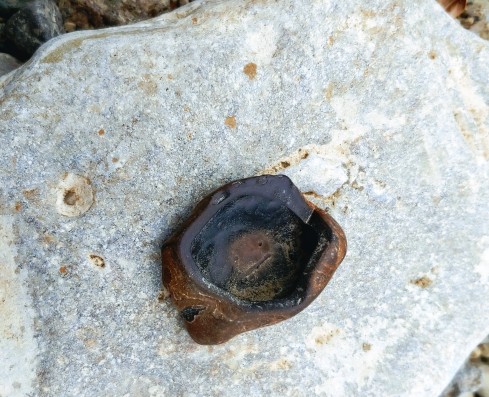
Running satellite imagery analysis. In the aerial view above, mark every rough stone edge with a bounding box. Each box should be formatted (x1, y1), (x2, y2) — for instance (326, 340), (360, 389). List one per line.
(0, 216), (38, 397)
(0, 0), (206, 88)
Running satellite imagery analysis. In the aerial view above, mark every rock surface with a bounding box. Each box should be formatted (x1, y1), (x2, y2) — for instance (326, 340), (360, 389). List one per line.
(0, 0), (489, 396)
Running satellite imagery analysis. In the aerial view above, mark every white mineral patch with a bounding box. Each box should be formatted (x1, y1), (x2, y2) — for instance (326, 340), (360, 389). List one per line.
(245, 24), (279, 65)
(0, 217), (38, 397)
(476, 239), (489, 284)
(281, 152), (348, 197)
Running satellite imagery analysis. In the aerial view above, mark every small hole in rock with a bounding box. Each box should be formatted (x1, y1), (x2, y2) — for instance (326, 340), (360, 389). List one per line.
(64, 189), (78, 205)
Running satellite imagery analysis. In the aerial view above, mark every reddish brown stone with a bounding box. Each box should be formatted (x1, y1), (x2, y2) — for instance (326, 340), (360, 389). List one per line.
(162, 175), (347, 345)
(437, 0), (466, 17)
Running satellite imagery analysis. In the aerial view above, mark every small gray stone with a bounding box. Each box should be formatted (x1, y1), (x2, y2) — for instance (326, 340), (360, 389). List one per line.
(0, 52), (21, 75)
(5, 0), (63, 59)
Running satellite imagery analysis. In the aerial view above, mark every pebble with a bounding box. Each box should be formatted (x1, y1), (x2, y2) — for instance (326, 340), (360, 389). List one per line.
(4, 0), (63, 59)
(0, 51), (20, 76)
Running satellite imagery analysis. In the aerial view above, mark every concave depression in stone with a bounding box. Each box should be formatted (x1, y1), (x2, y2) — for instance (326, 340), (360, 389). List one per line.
(161, 175), (347, 344)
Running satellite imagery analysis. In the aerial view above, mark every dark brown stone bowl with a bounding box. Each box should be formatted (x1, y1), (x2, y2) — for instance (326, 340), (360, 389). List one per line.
(161, 175), (347, 345)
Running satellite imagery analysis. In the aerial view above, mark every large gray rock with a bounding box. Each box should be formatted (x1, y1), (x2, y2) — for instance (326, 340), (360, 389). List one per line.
(1, 0), (488, 396)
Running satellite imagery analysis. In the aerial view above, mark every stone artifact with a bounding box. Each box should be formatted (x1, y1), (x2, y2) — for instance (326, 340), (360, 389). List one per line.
(162, 175), (347, 344)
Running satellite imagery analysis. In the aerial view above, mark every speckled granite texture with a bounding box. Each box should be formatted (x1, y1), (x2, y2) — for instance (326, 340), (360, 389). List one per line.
(1, 0), (488, 396)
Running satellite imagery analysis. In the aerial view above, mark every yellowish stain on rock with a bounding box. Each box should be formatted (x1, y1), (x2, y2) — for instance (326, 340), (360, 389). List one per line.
(138, 74), (158, 96)
(362, 342), (372, 352)
(243, 62), (257, 79)
(411, 276), (433, 288)
(42, 38), (84, 64)
(315, 328), (341, 345)
(324, 83), (334, 100)
(261, 147), (310, 174)
(225, 115), (237, 129)
(270, 358), (293, 370)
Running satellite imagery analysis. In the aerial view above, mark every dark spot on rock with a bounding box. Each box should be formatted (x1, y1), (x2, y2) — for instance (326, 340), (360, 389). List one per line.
(88, 254), (105, 268)
(98, 129), (105, 136)
(299, 149), (309, 159)
(63, 189), (78, 205)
